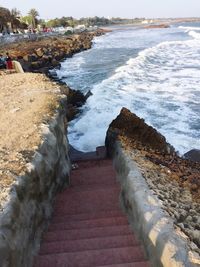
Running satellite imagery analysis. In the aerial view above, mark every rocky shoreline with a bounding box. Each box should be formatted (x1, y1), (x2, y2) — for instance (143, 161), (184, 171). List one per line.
(0, 30), (106, 121)
(0, 30), (105, 74)
(0, 29), (199, 265)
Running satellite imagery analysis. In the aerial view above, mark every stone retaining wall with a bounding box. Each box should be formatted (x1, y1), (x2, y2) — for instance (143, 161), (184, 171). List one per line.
(110, 142), (199, 267)
(0, 98), (71, 267)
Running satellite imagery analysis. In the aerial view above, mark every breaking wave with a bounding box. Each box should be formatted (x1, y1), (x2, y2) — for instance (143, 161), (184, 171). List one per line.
(57, 25), (200, 154)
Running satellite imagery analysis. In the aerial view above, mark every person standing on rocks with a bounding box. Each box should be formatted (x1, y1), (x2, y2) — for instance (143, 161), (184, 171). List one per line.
(5, 52), (13, 69)
(0, 54), (6, 69)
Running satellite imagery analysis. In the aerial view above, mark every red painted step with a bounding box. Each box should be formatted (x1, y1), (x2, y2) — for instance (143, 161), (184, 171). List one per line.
(35, 246), (145, 267)
(71, 167), (116, 186)
(34, 154), (149, 266)
(97, 262), (150, 267)
(75, 159), (113, 169)
(43, 225), (132, 242)
(56, 183), (120, 195)
(40, 234), (139, 255)
(53, 188), (121, 215)
(51, 210), (124, 224)
(49, 216), (128, 231)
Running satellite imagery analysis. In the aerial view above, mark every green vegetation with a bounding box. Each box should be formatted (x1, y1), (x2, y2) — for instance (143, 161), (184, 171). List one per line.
(0, 6), (27, 33)
(0, 4), (145, 34)
(28, 8), (39, 29)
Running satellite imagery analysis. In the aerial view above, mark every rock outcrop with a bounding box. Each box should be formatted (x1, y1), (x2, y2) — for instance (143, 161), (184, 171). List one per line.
(59, 84), (87, 121)
(184, 149), (200, 162)
(106, 107), (174, 156)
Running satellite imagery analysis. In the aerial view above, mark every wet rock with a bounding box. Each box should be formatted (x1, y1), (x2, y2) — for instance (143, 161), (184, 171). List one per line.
(51, 59), (59, 67)
(67, 89), (86, 107)
(85, 90), (93, 100)
(184, 149), (200, 162)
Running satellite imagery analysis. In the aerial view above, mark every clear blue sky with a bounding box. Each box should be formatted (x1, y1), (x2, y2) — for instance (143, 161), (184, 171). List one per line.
(1, 0), (200, 19)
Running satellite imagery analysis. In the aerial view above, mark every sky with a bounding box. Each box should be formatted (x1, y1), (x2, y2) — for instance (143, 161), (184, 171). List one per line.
(0, 0), (200, 19)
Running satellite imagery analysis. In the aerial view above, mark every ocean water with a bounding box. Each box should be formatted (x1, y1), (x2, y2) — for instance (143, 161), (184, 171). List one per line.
(56, 23), (200, 154)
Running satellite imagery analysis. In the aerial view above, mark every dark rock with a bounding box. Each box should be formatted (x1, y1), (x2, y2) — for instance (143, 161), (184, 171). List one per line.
(105, 107), (174, 156)
(85, 90), (93, 100)
(30, 54), (38, 62)
(67, 89), (86, 107)
(184, 149), (200, 162)
(51, 59), (59, 67)
(66, 105), (79, 121)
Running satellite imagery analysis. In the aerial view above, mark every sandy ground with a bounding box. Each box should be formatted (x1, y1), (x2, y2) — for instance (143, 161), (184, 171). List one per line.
(0, 72), (61, 208)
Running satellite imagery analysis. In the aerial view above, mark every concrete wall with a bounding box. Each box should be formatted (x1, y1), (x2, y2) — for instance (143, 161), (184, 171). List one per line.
(111, 142), (199, 267)
(0, 99), (71, 267)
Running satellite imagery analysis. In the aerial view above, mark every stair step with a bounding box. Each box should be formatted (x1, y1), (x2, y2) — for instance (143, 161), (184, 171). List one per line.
(35, 246), (145, 267)
(49, 216), (128, 231)
(51, 210), (124, 224)
(55, 185), (120, 199)
(56, 183), (120, 197)
(43, 225), (132, 242)
(34, 158), (150, 267)
(71, 167), (116, 186)
(53, 188), (121, 215)
(40, 234), (139, 255)
(74, 159), (113, 169)
(97, 262), (150, 267)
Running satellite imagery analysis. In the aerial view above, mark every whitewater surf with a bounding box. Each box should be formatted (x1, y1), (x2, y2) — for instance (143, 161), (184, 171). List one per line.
(57, 23), (200, 154)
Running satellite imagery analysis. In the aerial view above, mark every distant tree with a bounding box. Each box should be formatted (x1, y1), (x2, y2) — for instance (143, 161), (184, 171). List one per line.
(0, 6), (11, 32)
(10, 8), (21, 31)
(28, 8), (39, 28)
(10, 7), (20, 18)
(21, 15), (32, 26)
(46, 18), (60, 28)
(59, 17), (69, 27)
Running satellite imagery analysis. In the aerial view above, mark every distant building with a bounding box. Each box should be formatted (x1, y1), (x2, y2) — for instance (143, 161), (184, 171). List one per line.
(141, 20), (149, 24)
(65, 27), (74, 33)
(74, 25), (86, 33)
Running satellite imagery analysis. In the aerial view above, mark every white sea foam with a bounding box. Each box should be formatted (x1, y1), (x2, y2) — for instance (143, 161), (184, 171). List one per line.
(179, 26), (200, 31)
(188, 30), (200, 40)
(58, 26), (200, 154)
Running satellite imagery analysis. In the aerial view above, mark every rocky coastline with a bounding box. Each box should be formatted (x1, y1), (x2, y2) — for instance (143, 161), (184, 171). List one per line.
(0, 30), (106, 121)
(0, 28), (199, 266)
(0, 30), (106, 266)
(0, 30), (105, 74)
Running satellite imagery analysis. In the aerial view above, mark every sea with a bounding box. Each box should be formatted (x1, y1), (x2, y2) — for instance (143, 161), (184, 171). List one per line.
(56, 22), (200, 155)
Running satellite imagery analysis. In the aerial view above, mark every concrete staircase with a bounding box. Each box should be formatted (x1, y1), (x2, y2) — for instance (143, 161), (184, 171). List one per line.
(34, 147), (149, 267)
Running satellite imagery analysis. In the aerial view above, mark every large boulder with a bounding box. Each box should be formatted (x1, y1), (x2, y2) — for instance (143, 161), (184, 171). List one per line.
(106, 107), (174, 156)
(184, 149), (200, 162)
